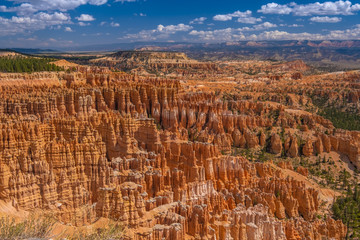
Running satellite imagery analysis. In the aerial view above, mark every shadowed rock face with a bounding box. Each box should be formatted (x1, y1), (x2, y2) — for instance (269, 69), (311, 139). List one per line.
(0, 69), (351, 240)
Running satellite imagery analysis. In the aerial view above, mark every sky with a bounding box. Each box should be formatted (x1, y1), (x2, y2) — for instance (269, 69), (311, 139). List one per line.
(0, 0), (360, 48)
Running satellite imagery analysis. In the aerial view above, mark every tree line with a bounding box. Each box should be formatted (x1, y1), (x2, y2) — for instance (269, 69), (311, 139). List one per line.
(319, 107), (360, 131)
(311, 96), (360, 131)
(333, 184), (360, 239)
(0, 57), (63, 73)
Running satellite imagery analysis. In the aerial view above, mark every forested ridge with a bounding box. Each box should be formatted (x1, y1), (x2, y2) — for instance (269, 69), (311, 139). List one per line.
(0, 56), (63, 73)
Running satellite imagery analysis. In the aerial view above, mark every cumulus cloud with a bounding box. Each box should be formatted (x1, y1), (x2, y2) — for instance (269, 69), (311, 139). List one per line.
(114, 0), (137, 2)
(189, 28), (246, 42)
(214, 10), (249, 21)
(122, 23), (193, 40)
(310, 16), (342, 23)
(188, 22), (277, 42)
(0, 11), (70, 35)
(0, 0), (108, 15)
(279, 23), (304, 28)
(188, 24), (360, 42)
(190, 17), (207, 24)
(254, 22), (277, 29)
(78, 22), (90, 26)
(237, 17), (262, 24)
(157, 23), (192, 33)
(76, 14), (95, 21)
(0, 0), (142, 38)
(111, 22), (120, 27)
(213, 10), (262, 24)
(255, 28), (360, 40)
(258, 3), (293, 15)
(64, 26), (73, 32)
(0, 0), (113, 35)
(258, 1), (360, 16)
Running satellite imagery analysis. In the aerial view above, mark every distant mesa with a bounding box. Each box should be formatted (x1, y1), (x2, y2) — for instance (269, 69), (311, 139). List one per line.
(90, 50), (218, 75)
(108, 50), (190, 61)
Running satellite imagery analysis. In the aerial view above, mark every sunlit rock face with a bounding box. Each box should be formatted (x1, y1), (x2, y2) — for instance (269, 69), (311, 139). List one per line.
(0, 67), (351, 240)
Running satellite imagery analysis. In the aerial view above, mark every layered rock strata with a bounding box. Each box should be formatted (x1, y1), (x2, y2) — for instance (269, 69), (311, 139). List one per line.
(0, 73), (348, 239)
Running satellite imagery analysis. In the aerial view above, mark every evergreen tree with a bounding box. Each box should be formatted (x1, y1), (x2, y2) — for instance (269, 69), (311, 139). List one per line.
(0, 56), (64, 73)
(332, 184), (360, 239)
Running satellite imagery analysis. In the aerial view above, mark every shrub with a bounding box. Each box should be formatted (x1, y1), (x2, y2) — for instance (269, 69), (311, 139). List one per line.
(0, 214), (56, 240)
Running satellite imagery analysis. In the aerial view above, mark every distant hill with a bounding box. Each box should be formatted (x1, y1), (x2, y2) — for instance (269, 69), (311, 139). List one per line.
(90, 50), (205, 73)
(61, 42), (197, 52)
(0, 49), (22, 57)
(9, 48), (59, 55)
(16, 40), (360, 71)
(57, 40), (360, 51)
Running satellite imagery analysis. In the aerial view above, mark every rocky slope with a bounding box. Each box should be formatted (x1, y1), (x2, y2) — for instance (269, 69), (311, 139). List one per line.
(0, 65), (355, 239)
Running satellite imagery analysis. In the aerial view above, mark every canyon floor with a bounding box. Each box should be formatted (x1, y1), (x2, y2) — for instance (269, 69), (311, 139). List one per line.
(0, 50), (359, 239)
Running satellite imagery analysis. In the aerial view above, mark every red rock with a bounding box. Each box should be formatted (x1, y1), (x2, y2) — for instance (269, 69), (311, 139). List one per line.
(302, 139), (313, 157)
(270, 133), (283, 154)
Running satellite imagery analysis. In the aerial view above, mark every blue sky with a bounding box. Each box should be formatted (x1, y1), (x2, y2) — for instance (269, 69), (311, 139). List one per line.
(0, 0), (360, 48)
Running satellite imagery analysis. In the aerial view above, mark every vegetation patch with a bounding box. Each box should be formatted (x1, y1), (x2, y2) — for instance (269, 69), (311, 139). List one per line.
(0, 214), (56, 240)
(0, 57), (63, 73)
(311, 96), (360, 131)
(333, 185), (360, 239)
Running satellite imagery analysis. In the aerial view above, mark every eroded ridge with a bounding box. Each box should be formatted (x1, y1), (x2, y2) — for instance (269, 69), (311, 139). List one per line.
(0, 70), (350, 239)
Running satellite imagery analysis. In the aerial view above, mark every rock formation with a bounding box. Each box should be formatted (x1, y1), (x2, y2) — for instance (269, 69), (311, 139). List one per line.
(0, 57), (356, 239)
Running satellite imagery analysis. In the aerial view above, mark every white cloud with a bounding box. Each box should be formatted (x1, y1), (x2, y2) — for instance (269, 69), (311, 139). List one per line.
(64, 26), (73, 32)
(258, 3), (293, 15)
(294, 0), (360, 16)
(254, 22), (277, 30)
(213, 15), (232, 21)
(0, 0), (108, 35)
(258, 1), (360, 16)
(89, 0), (108, 5)
(134, 13), (146, 17)
(213, 10), (262, 24)
(0, 11), (70, 35)
(289, 24), (303, 27)
(157, 23), (192, 33)
(114, 0), (137, 2)
(78, 22), (90, 26)
(279, 23), (303, 27)
(76, 14), (95, 21)
(237, 17), (262, 24)
(189, 28), (245, 42)
(0, 0), (108, 15)
(310, 16), (342, 23)
(111, 22), (120, 27)
(190, 17), (207, 24)
(188, 22), (277, 42)
(188, 24), (360, 42)
(122, 23), (193, 40)
(214, 10), (252, 21)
